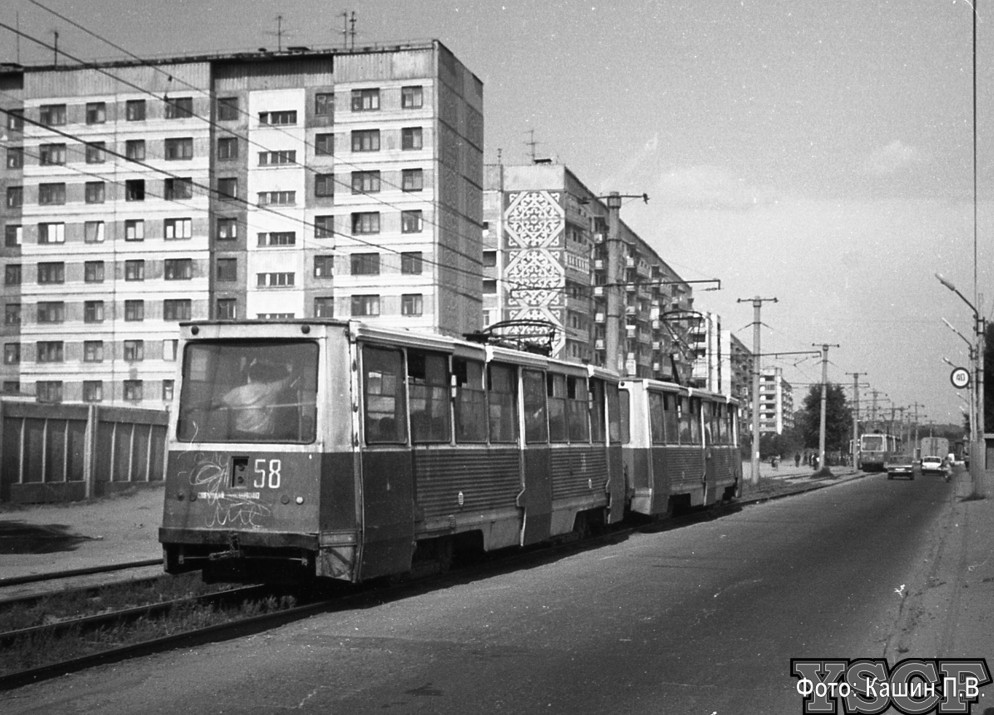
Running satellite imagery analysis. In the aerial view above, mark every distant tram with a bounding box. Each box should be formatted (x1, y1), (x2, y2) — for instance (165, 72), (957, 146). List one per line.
(857, 432), (900, 472)
(159, 319), (741, 583)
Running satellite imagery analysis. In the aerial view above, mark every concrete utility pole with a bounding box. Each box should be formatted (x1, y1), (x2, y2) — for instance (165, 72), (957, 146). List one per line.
(815, 343), (840, 473)
(737, 296), (777, 484)
(603, 191), (649, 376)
(846, 372), (863, 467)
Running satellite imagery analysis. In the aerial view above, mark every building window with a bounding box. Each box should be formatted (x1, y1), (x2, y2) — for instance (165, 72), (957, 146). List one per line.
(6, 186), (23, 209)
(216, 217), (238, 240)
(85, 102), (106, 124)
(217, 177), (238, 200)
(38, 183), (66, 205)
(4, 343), (20, 365)
(314, 255), (334, 278)
(351, 88), (380, 111)
(483, 279), (497, 294)
(83, 381), (103, 402)
(350, 253), (380, 275)
(84, 260), (105, 282)
(84, 182), (105, 204)
(37, 301), (65, 323)
(401, 210), (424, 233)
(483, 250), (497, 267)
(124, 299), (144, 321)
(164, 178), (193, 200)
(7, 109), (24, 130)
(126, 140), (145, 161)
(126, 99), (146, 121)
(402, 127), (423, 150)
(351, 212), (380, 235)
(402, 168), (424, 192)
(256, 272), (295, 288)
(4, 264), (21, 285)
(163, 380), (175, 402)
(6, 146), (23, 169)
(124, 380), (144, 402)
(259, 150), (296, 166)
(258, 231), (295, 247)
(37, 381), (63, 404)
(165, 137), (194, 160)
(315, 174), (335, 197)
(125, 179), (145, 201)
(216, 258), (237, 281)
(163, 299), (192, 320)
(37, 341), (64, 362)
(258, 110), (297, 125)
(2, 381), (20, 393)
(164, 217), (193, 240)
(5, 225), (22, 247)
(314, 297), (334, 317)
(164, 97), (193, 119)
(163, 339), (178, 361)
(84, 221), (105, 245)
(216, 298), (237, 320)
(125, 259), (145, 281)
(4, 304), (21, 325)
(37, 263), (65, 284)
(315, 133), (334, 155)
(314, 215), (334, 238)
(124, 340), (145, 362)
(315, 92), (334, 115)
(257, 312), (295, 320)
(351, 129), (380, 152)
(39, 104), (66, 126)
(401, 294), (423, 317)
(217, 96), (239, 121)
(83, 300), (104, 323)
(401, 86), (423, 109)
(217, 137), (238, 160)
(164, 258), (193, 280)
(39, 143), (66, 165)
(84, 341), (105, 363)
(125, 219), (145, 241)
(85, 141), (106, 163)
(257, 191), (295, 206)
(401, 251), (423, 275)
(350, 294), (380, 317)
(351, 170), (380, 194)
(38, 222), (65, 244)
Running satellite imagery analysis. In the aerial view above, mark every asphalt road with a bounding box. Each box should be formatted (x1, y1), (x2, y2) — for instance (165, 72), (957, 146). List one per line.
(2, 472), (962, 714)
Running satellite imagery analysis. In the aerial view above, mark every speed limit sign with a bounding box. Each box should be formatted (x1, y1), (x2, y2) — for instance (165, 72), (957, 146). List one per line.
(950, 367), (971, 389)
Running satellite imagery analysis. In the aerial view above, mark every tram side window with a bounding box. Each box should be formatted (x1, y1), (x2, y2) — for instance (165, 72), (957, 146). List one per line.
(614, 386), (627, 444)
(523, 369), (548, 443)
(715, 404), (728, 444)
(363, 345), (407, 444)
(702, 401), (713, 446)
(678, 396), (694, 444)
(547, 373), (568, 443)
(689, 397), (702, 444)
(454, 357), (487, 443)
(589, 379), (606, 443)
(649, 392), (666, 444)
(567, 376), (590, 442)
(488, 363), (518, 443)
(663, 393), (679, 443)
(408, 350), (450, 443)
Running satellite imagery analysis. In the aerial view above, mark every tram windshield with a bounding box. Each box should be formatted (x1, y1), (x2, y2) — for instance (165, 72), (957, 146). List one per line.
(861, 435), (884, 451)
(176, 340), (318, 443)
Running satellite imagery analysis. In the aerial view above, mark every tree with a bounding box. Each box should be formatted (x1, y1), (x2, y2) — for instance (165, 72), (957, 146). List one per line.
(797, 382), (853, 452)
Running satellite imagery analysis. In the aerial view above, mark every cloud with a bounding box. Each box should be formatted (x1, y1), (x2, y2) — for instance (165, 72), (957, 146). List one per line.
(862, 140), (923, 176)
(654, 165), (779, 211)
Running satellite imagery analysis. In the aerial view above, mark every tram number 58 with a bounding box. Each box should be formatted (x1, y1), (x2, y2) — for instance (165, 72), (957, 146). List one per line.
(253, 459), (282, 489)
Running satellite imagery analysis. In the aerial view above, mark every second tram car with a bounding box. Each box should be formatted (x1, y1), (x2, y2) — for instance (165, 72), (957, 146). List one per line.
(857, 432), (900, 472)
(159, 320), (741, 583)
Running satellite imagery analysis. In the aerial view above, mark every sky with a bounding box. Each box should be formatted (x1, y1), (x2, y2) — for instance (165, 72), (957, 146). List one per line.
(2, 0), (992, 428)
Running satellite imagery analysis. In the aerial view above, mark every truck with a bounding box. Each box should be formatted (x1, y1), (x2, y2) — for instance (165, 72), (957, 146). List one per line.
(920, 437), (950, 460)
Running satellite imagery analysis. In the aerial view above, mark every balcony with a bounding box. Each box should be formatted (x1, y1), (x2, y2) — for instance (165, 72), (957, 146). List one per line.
(594, 312), (605, 323)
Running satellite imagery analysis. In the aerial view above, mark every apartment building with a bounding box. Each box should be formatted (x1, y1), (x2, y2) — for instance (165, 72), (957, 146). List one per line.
(759, 366), (794, 435)
(0, 41), (483, 405)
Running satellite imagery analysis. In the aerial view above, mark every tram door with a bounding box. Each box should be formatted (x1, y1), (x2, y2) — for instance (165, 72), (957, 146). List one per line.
(519, 368), (552, 545)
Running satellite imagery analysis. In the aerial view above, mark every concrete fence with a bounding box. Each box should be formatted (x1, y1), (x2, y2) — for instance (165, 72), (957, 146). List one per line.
(0, 399), (168, 504)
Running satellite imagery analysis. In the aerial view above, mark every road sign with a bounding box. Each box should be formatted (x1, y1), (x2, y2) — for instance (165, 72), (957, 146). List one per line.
(950, 367), (971, 389)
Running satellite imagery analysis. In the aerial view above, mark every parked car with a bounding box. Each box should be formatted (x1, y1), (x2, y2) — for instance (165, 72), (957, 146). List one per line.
(920, 455), (945, 475)
(885, 453), (915, 480)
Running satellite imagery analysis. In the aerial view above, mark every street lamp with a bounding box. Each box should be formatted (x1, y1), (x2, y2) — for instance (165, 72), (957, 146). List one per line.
(936, 272), (986, 494)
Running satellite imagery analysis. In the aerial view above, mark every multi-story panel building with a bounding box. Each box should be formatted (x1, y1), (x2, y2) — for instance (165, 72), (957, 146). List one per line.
(0, 42), (483, 406)
(759, 366), (794, 435)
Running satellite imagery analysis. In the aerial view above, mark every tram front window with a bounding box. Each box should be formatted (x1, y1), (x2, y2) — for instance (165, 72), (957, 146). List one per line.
(177, 341), (318, 443)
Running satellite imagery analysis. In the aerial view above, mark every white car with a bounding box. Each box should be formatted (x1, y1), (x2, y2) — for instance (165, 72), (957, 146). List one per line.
(920, 455), (945, 474)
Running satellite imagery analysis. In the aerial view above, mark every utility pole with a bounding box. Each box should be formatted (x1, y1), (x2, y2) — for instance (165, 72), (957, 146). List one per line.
(846, 372), (863, 467)
(603, 192), (648, 376)
(737, 296), (777, 484)
(814, 343), (840, 473)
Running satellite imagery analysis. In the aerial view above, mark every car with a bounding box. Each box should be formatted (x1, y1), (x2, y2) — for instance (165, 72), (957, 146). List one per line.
(885, 454), (915, 480)
(920, 455), (945, 474)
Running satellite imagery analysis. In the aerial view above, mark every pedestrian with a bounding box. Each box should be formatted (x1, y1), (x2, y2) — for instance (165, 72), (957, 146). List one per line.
(794, 453), (801, 468)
